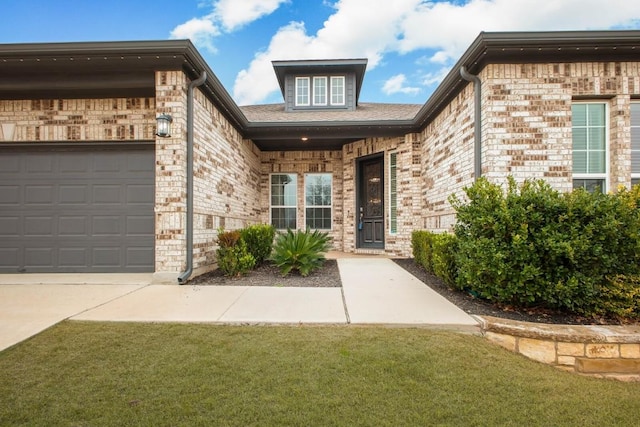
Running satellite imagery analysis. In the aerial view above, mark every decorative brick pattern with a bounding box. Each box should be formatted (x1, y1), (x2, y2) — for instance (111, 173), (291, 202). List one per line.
(0, 98), (155, 142)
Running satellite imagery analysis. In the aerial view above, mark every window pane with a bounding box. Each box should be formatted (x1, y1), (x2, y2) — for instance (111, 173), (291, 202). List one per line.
(572, 104), (587, 126)
(271, 174), (297, 229)
(588, 150), (605, 173)
(272, 207), (296, 230)
(632, 178), (640, 187)
(389, 152), (398, 234)
(573, 179), (605, 193)
(313, 77), (327, 105)
(306, 207), (331, 230)
(632, 104), (640, 175)
(587, 104), (605, 126)
(305, 174), (332, 229)
(331, 76), (345, 105)
(573, 151), (587, 173)
(572, 128), (587, 150)
(588, 128), (605, 150)
(631, 103), (640, 127)
(296, 77), (309, 106)
(572, 102), (606, 185)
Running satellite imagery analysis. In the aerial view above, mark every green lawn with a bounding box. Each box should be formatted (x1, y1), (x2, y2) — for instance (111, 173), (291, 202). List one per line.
(1, 323), (638, 426)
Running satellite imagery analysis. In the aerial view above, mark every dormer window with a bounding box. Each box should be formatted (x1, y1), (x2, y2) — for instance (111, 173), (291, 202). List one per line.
(295, 77), (310, 106)
(273, 58), (367, 112)
(313, 77), (327, 105)
(331, 76), (345, 106)
(295, 75), (347, 107)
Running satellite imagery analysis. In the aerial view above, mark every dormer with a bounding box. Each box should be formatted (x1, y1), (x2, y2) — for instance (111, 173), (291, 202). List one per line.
(272, 58), (367, 112)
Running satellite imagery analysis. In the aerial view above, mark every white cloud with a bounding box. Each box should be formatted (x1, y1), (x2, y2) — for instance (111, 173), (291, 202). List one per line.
(226, 0), (640, 104)
(234, 0), (422, 104)
(382, 74), (421, 96)
(398, 0), (640, 63)
(421, 66), (452, 87)
(170, 0), (288, 52)
(214, 0), (289, 32)
(170, 17), (220, 52)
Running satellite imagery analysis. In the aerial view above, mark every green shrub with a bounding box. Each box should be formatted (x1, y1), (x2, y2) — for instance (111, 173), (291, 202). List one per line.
(411, 231), (433, 271)
(270, 228), (331, 277)
(216, 230), (255, 277)
(411, 230), (456, 286)
(430, 233), (457, 286)
(596, 275), (640, 319)
(240, 224), (276, 265)
(449, 177), (640, 318)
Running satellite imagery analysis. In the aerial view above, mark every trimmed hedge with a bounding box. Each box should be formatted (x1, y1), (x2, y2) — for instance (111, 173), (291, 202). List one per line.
(240, 224), (276, 265)
(446, 177), (640, 319)
(411, 231), (456, 286)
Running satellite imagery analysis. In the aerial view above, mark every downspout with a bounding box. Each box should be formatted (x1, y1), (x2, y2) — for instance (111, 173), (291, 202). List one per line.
(178, 71), (207, 284)
(460, 66), (482, 180)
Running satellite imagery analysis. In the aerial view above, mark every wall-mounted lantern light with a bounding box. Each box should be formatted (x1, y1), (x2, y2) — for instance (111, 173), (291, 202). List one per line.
(156, 114), (173, 138)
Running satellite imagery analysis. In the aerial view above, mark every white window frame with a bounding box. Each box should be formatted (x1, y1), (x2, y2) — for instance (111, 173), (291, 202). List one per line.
(313, 76), (327, 106)
(304, 173), (332, 230)
(330, 76), (345, 106)
(270, 173), (297, 230)
(631, 102), (640, 187)
(295, 77), (310, 106)
(389, 151), (398, 235)
(572, 102), (608, 192)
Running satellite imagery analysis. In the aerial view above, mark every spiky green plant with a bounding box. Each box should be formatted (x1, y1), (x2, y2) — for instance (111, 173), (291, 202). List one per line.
(270, 228), (331, 277)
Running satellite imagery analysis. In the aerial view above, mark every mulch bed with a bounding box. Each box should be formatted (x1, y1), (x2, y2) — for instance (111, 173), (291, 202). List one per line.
(188, 259), (342, 288)
(188, 256), (629, 325)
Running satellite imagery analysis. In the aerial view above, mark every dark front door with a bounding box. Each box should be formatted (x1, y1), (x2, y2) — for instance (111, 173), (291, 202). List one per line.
(357, 156), (384, 249)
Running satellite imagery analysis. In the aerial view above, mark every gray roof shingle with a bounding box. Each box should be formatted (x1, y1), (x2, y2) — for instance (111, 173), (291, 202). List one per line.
(240, 102), (422, 123)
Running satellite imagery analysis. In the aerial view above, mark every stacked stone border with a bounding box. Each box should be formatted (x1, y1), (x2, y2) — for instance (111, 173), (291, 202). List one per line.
(476, 316), (640, 382)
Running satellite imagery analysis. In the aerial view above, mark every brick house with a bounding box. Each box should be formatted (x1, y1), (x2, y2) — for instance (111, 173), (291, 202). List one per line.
(1, 30), (639, 283)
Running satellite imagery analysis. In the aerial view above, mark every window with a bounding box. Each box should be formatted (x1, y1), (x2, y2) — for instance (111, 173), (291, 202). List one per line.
(632, 102), (640, 187)
(572, 103), (607, 192)
(295, 77), (309, 106)
(271, 174), (297, 229)
(305, 174), (332, 229)
(330, 76), (345, 105)
(313, 77), (327, 106)
(389, 152), (398, 234)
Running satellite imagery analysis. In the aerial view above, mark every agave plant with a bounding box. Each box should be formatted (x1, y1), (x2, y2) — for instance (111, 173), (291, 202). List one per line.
(270, 228), (331, 277)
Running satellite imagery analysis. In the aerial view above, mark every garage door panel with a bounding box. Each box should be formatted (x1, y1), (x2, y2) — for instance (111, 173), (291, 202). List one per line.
(126, 247), (154, 267)
(59, 248), (88, 267)
(25, 185), (54, 204)
(0, 249), (19, 267)
(60, 155), (90, 173)
(25, 155), (54, 173)
(0, 217), (20, 235)
(24, 216), (54, 236)
(59, 216), (88, 236)
(0, 185), (20, 205)
(24, 247), (54, 268)
(93, 247), (121, 267)
(59, 185), (89, 204)
(0, 148), (154, 273)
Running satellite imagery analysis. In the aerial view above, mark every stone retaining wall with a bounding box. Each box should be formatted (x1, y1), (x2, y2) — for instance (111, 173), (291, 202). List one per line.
(477, 316), (640, 381)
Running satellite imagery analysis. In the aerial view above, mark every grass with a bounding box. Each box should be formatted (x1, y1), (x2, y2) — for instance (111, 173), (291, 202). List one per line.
(1, 323), (639, 426)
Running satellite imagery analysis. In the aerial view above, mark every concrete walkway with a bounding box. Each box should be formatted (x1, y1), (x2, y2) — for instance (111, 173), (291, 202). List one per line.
(0, 257), (479, 351)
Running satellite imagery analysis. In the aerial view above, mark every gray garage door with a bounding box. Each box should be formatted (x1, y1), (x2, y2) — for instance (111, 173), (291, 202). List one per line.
(0, 147), (155, 273)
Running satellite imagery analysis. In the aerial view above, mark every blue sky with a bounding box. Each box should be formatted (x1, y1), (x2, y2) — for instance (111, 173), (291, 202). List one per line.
(2, 0), (640, 106)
